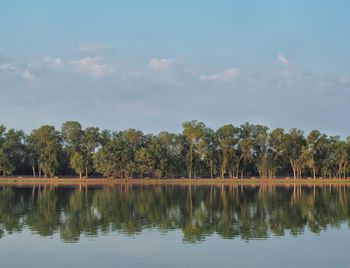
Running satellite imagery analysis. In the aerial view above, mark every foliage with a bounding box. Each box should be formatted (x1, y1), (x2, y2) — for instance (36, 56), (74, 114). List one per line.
(0, 120), (350, 178)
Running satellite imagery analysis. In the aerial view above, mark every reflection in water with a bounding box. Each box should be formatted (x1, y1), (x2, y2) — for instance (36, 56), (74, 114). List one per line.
(0, 185), (349, 243)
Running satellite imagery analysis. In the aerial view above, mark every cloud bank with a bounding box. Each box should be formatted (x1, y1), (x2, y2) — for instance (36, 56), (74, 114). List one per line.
(200, 68), (239, 82)
(71, 57), (112, 77)
(149, 58), (177, 72)
(0, 51), (349, 138)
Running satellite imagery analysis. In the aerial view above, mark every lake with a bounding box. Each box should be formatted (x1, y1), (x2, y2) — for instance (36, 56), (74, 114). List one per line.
(0, 184), (349, 268)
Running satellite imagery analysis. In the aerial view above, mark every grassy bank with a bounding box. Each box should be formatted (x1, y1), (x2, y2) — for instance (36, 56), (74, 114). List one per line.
(0, 177), (350, 187)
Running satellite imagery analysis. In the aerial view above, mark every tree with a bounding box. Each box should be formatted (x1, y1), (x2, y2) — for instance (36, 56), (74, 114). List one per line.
(81, 127), (100, 178)
(284, 128), (306, 179)
(29, 126), (61, 178)
(333, 138), (349, 178)
(237, 123), (255, 178)
(216, 125), (239, 178)
(136, 147), (155, 178)
(61, 121), (83, 152)
(93, 131), (127, 178)
(182, 120), (205, 178)
(70, 151), (84, 178)
(0, 120), (349, 179)
(93, 144), (117, 178)
(269, 128), (286, 178)
(252, 125), (269, 179)
(61, 121), (84, 177)
(157, 132), (185, 178)
(197, 128), (219, 179)
(0, 127), (25, 177)
(123, 129), (144, 178)
(303, 130), (327, 178)
(25, 134), (40, 177)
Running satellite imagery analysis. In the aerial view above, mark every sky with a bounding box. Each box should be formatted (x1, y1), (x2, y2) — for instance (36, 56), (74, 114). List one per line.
(0, 0), (350, 136)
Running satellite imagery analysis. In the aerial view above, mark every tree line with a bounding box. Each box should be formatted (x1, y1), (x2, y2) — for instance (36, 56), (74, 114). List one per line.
(0, 120), (349, 179)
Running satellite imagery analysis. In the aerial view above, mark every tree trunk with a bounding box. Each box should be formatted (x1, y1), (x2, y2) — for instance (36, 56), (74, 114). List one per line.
(189, 142), (193, 178)
(32, 165), (36, 177)
(221, 167), (225, 179)
(290, 160), (297, 179)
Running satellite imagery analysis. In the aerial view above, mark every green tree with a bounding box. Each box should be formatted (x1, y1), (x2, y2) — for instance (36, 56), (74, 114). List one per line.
(93, 131), (126, 178)
(268, 128), (286, 178)
(302, 130), (327, 178)
(61, 121), (83, 152)
(123, 129), (144, 178)
(81, 127), (100, 178)
(237, 123), (255, 178)
(252, 125), (269, 178)
(136, 147), (155, 178)
(182, 120), (205, 178)
(198, 128), (219, 178)
(61, 121), (84, 177)
(29, 125), (61, 178)
(284, 128), (306, 179)
(216, 125), (239, 178)
(70, 151), (84, 178)
(0, 127), (25, 176)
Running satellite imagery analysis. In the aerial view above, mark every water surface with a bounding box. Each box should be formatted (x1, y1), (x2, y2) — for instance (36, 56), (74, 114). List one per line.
(0, 185), (349, 267)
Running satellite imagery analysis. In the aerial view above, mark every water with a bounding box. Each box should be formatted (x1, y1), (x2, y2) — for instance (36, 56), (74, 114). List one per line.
(0, 185), (350, 267)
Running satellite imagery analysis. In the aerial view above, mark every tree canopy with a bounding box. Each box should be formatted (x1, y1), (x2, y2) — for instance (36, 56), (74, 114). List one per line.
(0, 121), (350, 179)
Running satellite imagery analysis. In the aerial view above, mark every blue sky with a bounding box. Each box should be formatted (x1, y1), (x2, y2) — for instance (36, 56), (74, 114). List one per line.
(0, 0), (350, 136)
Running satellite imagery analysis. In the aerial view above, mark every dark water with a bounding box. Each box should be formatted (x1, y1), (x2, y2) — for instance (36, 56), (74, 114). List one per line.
(0, 185), (350, 267)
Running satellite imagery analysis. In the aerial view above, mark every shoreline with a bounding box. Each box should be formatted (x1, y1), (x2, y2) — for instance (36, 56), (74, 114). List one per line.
(1, 177), (350, 187)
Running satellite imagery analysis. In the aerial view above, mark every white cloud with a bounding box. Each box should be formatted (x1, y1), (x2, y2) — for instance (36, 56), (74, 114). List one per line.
(71, 57), (112, 77)
(277, 54), (289, 65)
(44, 56), (63, 67)
(0, 63), (17, 71)
(22, 70), (36, 80)
(200, 68), (239, 82)
(0, 63), (36, 80)
(2, 53), (350, 138)
(149, 58), (176, 72)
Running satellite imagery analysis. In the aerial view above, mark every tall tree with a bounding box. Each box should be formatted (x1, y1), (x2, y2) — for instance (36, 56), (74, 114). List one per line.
(70, 151), (84, 178)
(303, 130), (327, 178)
(123, 129), (144, 178)
(182, 121), (205, 178)
(29, 126), (61, 178)
(284, 128), (306, 179)
(61, 121), (83, 152)
(252, 125), (269, 178)
(269, 128), (286, 178)
(198, 128), (219, 179)
(61, 121), (83, 177)
(237, 123), (255, 178)
(93, 131), (127, 178)
(81, 127), (100, 178)
(0, 127), (25, 176)
(216, 125), (239, 179)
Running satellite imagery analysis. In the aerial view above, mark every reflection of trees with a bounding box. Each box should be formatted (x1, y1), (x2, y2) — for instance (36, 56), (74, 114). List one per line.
(0, 185), (350, 243)
(0, 187), (25, 234)
(60, 188), (99, 242)
(27, 186), (59, 236)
